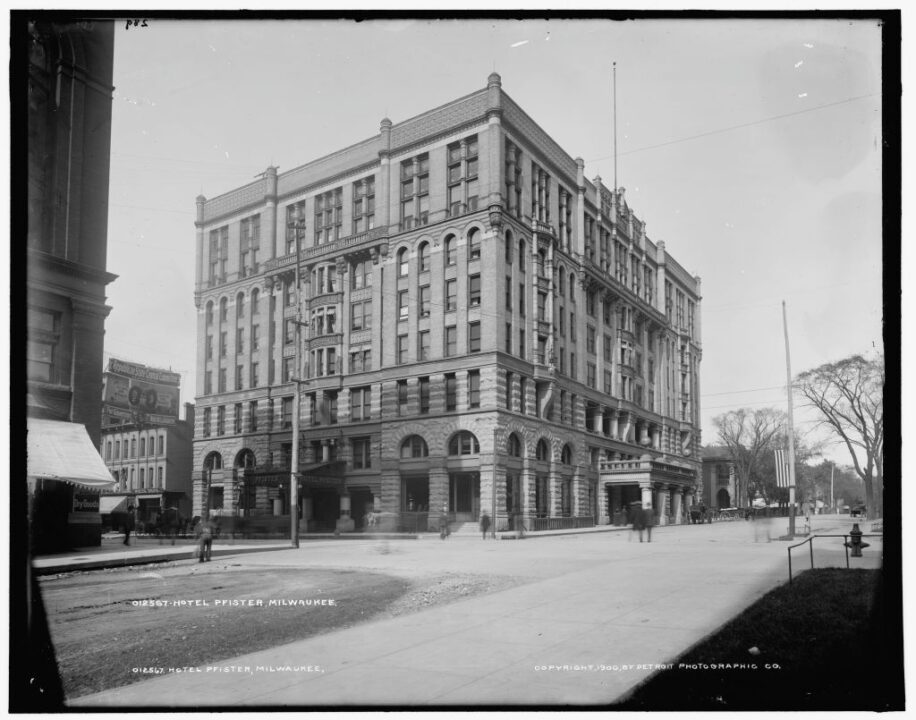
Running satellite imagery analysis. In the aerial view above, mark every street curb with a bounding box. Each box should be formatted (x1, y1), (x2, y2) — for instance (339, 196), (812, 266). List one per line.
(31, 545), (291, 576)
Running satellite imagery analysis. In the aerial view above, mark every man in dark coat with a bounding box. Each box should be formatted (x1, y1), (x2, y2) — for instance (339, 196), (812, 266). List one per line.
(438, 506), (450, 540)
(479, 512), (491, 540)
(631, 502), (653, 543)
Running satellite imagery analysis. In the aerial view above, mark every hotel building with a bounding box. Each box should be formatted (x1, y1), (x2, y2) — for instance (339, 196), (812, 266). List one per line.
(192, 73), (702, 533)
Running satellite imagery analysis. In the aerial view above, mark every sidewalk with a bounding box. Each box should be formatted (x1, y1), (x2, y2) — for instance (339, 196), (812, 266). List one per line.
(63, 515), (886, 708)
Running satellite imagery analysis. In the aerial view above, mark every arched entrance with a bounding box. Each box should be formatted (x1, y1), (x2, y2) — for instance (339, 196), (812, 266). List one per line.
(716, 488), (731, 508)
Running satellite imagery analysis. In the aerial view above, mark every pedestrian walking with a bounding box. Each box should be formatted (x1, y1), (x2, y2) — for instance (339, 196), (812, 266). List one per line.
(196, 516), (214, 562)
(631, 502), (653, 543)
(438, 506), (450, 540)
(123, 505), (136, 546)
(479, 512), (491, 540)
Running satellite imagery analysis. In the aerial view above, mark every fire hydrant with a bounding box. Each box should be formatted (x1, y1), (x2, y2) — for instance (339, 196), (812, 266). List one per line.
(845, 523), (870, 557)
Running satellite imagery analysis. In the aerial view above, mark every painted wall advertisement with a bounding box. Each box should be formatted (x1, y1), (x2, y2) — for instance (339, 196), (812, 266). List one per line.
(102, 359), (181, 425)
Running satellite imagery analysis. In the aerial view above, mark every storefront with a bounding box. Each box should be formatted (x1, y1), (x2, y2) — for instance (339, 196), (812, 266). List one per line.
(27, 418), (117, 553)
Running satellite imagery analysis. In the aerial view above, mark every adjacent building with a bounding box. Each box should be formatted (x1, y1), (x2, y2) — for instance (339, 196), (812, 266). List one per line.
(192, 73), (702, 534)
(700, 446), (736, 509)
(24, 19), (117, 551)
(99, 358), (195, 527)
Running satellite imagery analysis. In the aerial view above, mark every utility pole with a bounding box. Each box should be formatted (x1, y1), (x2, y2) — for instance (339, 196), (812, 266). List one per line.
(288, 220), (306, 549)
(783, 301), (797, 536)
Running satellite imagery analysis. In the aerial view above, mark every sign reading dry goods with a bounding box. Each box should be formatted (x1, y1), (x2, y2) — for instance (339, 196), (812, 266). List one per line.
(103, 359), (181, 425)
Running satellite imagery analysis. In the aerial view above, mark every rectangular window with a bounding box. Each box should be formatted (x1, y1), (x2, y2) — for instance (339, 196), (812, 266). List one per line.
(217, 406), (225, 436)
(205, 370), (212, 395)
(234, 403), (243, 434)
(468, 321), (481, 353)
(285, 200), (306, 254)
(236, 365), (244, 391)
(206, 334), (213, 360)
(352, 437), (372, 469)
(519, 329), (525, 360)
(219, 331), (227, 357)
(587, 326), (596, 354)
(445, 326), (457, 357)
(397, 334), (408, 365)
(445, 373), (457, 411)
(587, 363), (596, 389)
(419, 377), (430, 414)
(418, 330), (431, 361)
(139, 437), (146, 456)
(469, 274), (481, 306)
(350, 300), (371, 332)
(505, 322), (512, 353)
(570, 312), (576, 342)
(236, 328), (245, 354)
(468, 370), (480, 408)
(505, 278), (512, 310)
(519, 377), (527, 415)
(218, 368), (226, 393)
(398, 290), (409, 321)
(445, 279), (458, 312)
(419, 285), (430, 317)
(519, 284), (525, 316)
(250, 362), (259, 388)
(249, 400), (258, 432)
(281, 397), (293, 429)
(350, 386), (371, 422)
(240, 215), (260, 274)
(468, 231), (481, 261)
(505, 371), (513, 410)
(397, 380), (408, 416)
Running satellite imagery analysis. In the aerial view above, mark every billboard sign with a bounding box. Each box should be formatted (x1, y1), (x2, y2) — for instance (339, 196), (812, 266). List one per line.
(103, 359), (181, 425)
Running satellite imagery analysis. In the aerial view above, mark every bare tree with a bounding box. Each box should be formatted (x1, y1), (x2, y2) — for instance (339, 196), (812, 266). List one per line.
(796, 354), (884, 517)
(713, 407), (786, 508)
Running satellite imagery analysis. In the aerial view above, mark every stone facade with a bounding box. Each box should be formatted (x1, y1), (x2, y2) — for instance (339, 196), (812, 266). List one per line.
(191, 73), (702, 532)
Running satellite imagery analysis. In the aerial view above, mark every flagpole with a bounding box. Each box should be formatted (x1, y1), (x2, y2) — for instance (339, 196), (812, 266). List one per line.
(783, 301), (797, 536)
(613, 62), (618, 192)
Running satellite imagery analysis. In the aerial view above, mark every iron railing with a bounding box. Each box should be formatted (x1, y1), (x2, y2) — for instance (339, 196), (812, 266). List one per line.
(786, 533), (883, 583)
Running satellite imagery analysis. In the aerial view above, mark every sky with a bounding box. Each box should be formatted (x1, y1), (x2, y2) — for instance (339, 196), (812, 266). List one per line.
(102, 15), (886, 467)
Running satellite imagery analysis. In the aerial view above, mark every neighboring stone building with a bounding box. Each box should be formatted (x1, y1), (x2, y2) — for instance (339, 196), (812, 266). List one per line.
(192, 73), (702, 534)
(700, 446), (736, 509)
(24, 19), (117, 551)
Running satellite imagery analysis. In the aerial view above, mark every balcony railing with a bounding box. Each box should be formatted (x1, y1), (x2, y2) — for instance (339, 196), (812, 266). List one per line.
(524, 516), (595, 532)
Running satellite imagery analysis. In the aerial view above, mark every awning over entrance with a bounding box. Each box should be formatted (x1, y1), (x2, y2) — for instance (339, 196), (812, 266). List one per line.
(27, 418), (116, 489)
(241, 461), (345, 489)
(99, 495), (130, 514)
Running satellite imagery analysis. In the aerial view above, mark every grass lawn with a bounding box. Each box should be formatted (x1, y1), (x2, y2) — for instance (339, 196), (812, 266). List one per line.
(615, 569), (894, 711)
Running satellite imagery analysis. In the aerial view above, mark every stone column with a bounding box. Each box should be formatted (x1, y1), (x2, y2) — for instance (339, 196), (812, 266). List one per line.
(640, 481), (653, 510)
(428, 460), (449, 517)
(609, 409), (619, 441)
(599, 482), (611, 525)
(655, 484), (668, 525)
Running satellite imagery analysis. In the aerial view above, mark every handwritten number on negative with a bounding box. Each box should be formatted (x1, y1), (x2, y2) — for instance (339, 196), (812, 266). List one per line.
(125, 19), (149, 30)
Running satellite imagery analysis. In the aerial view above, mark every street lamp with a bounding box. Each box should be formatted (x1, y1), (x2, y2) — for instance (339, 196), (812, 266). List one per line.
(288, 219), (306, 548)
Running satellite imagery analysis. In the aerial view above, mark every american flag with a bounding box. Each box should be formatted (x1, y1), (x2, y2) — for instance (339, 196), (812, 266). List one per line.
(774, 448), (790, 488)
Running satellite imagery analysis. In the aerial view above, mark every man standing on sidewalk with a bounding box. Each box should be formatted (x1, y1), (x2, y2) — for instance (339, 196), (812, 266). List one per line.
(123, 505), (136, 546)
(196, 516), (214, 562)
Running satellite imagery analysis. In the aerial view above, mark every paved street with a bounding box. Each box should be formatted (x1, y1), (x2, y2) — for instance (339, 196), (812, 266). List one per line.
(67, 515), (882, 708)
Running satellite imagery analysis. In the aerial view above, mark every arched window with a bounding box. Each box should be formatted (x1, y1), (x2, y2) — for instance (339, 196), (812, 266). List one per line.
(219, 297), (228, 323)
(569, 273), (576, 300)
(445, 234), (457, 266)
(400, 435), (429, 458)
(235, 449), (256, 469)
(536, 439), (550, 462)
(418, 242), (429, 272)
(237, 292), (245, 318)
(507, 433), (522, 457)
(558, 267), (566, 295)
(251, 288), (260, 315)
(505, 230), (514, 264)
(139, 468), (145, 488)
(398, 247), (409, 276)
(468, 228), (481, 261)
(449, 431), (480, 456)
(519, 239), (526, 270)
(206, 301), (214, 326)
(561, 444), (573, 465)
(204, 452), (223, 470)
